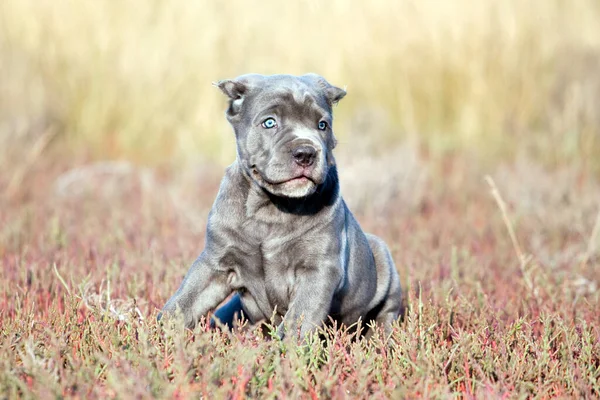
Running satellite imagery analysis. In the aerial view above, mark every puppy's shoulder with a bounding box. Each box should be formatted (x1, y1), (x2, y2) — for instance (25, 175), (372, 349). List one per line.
(208, 161), (250, 221)
(215, 162), (248, 197)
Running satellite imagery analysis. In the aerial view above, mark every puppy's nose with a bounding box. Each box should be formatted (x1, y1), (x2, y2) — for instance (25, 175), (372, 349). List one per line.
(292, 145), (317, 167)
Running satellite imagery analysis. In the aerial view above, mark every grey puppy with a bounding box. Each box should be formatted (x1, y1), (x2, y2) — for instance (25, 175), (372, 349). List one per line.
(160, 74), (402, 338)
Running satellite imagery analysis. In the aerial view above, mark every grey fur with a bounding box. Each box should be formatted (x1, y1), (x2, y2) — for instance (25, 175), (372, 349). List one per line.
(159, 74), (402, 338)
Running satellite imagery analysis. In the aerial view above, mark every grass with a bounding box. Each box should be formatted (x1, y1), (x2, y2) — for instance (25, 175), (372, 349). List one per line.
(1, 0), (600, 170)
(1, 154), (599, 398)
(1, 0), (600, 398)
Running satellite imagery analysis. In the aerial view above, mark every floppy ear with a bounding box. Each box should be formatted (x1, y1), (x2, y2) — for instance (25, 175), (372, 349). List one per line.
(301, 73), (347, 106)
(215, 80), (247, 100)
(214, 74), (265, 118)
(325, 86), (346, 105)
(214, 79), (248, 117)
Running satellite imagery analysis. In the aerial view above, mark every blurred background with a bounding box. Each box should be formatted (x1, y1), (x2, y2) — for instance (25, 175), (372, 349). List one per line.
(1, 0), (600, 263)
(2, 0), (599, 178)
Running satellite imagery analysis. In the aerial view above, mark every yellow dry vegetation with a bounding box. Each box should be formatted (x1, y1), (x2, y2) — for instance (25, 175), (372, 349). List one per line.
(1, 0), (599, 168)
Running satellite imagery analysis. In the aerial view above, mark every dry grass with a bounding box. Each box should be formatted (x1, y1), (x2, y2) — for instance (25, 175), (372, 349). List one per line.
(1, 0), (600, 398)
(1, 0), (600, 169)
(1, 156), (599, 398)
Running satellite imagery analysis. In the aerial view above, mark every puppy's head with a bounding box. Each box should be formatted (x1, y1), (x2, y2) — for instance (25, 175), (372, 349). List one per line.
(216, 73), (346, 198)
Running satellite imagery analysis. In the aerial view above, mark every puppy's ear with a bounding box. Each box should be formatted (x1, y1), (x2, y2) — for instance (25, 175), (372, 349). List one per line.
(214, 74), (265, 118)
(214, 79), (248, 117)
(215, 80), (247, 100)
(325, 86), (346, 105)
(302, 73), (347, 106)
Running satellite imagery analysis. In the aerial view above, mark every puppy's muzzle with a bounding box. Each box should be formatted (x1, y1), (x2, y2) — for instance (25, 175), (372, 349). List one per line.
(292, 144), (317, 168)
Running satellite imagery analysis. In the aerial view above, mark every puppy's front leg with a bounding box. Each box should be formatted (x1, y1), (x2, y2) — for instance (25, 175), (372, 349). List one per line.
(282, 265), (343, 339)
(159, 252), (232, 329)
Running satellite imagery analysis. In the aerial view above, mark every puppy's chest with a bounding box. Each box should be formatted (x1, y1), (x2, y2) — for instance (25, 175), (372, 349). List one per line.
(234, 222), (305, 307)
(238, 220), (304, 270)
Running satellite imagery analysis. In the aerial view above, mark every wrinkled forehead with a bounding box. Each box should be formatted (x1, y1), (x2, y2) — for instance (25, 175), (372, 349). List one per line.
(247, 79), (331, 120)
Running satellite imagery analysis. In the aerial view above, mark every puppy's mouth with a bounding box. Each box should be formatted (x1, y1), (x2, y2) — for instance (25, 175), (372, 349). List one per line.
(251, 168), (315, 186)
(284, 176), (311, 184)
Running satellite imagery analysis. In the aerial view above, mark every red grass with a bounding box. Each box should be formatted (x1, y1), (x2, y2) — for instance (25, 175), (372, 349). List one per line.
(0, 154), (599, 398)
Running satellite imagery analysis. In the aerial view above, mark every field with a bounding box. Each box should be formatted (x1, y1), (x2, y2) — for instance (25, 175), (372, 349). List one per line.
(1, 0), (600, 398)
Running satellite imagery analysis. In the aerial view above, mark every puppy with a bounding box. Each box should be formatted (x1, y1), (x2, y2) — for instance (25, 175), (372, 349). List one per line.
(160, 74), (402, 338)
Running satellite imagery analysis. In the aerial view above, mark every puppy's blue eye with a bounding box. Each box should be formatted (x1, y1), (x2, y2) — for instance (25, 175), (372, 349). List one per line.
(262, 118), (277, 129)
(318, 121), (328, 130)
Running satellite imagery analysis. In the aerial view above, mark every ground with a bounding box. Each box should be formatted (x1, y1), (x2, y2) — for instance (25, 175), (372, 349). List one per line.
(1, 0), (600, 398)
(1, 150), (598, 398)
